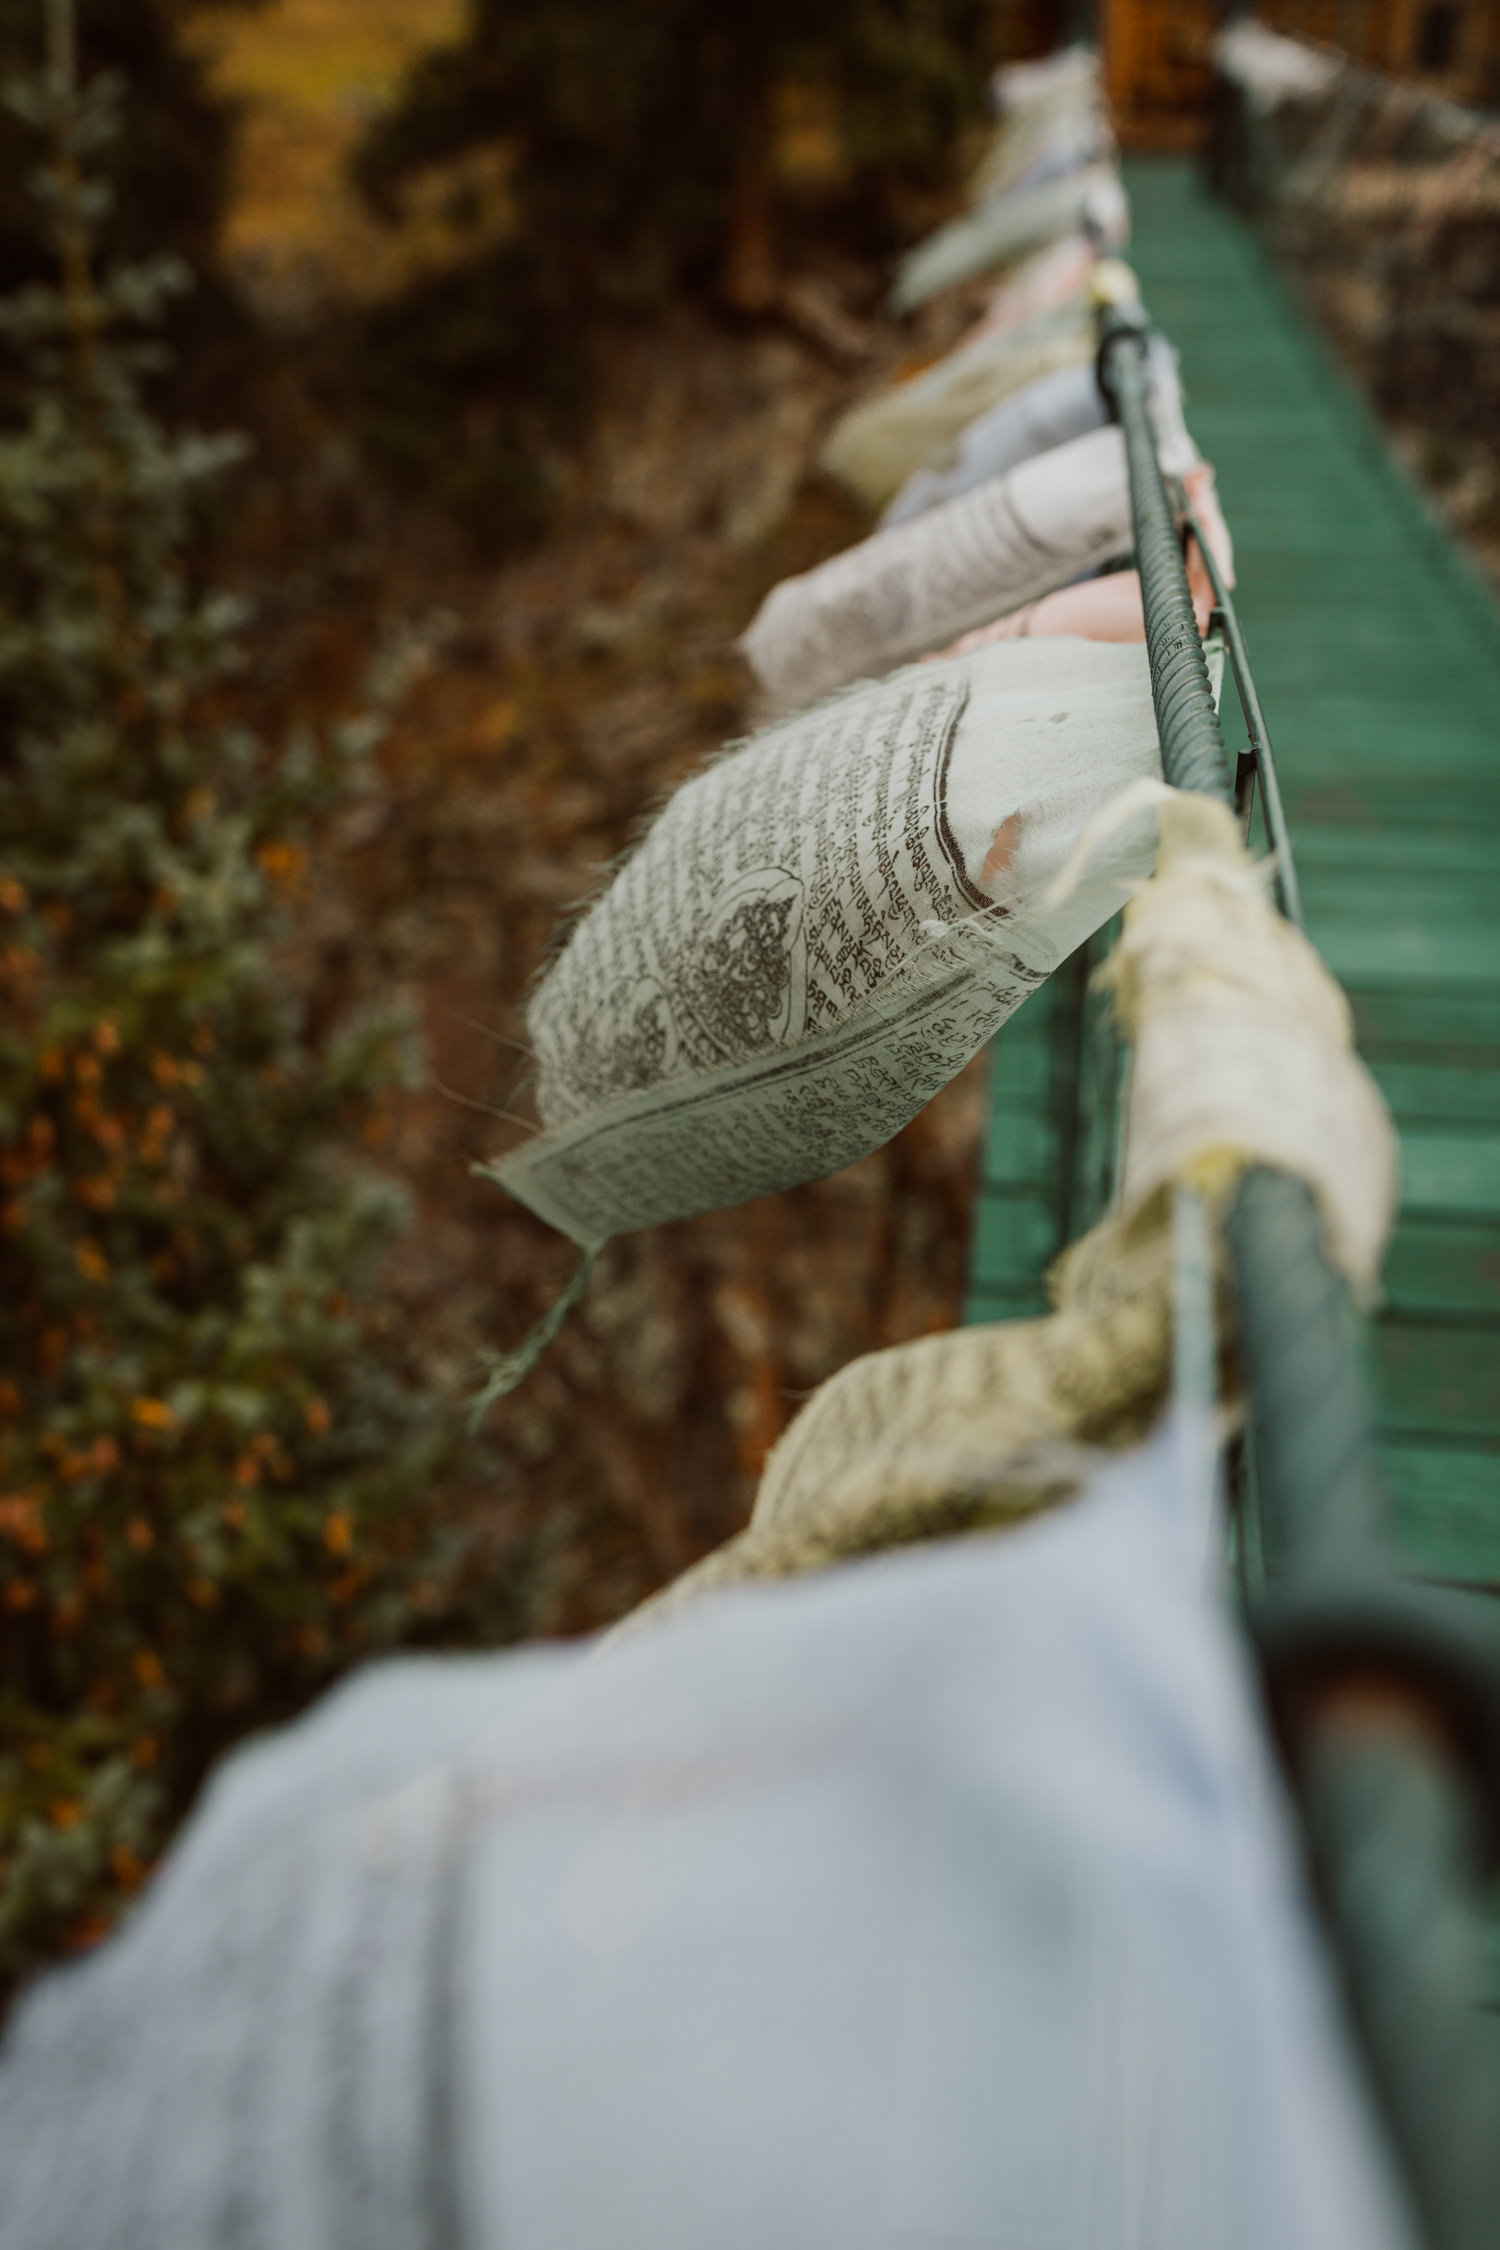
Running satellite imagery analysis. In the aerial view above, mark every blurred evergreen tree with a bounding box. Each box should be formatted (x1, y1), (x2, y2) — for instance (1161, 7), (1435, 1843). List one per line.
(0, 23), (468, 1988)
(0, 1), (265, 397)
(351, 0), (999, 551)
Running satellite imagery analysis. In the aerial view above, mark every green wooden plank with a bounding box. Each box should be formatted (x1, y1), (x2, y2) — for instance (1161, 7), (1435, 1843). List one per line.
(967, 976), (1075, 1320)
(1295, 829), (1500, 873)
(976, 1103), (1057, 1192)
(1316, 924), (1500, 989)
(1384, 1445), (1500, 1584)
(970, 1191), (1057, 1285)
(967, 1283), (1050, 1321)
(1301, 822), (1500, 871)
(1350, 989), (1500, 1053)
(1303, 865), (1500, 915)
(1383, 1224), (1500, 1320)
(984, 1035), (1053, 1113)
(1399, 1134), (1500, 1218)
(1376, 1325), (1500, 1440)
(1290, 784), (1500, 832)
(1370, 1064), (1500, 1127)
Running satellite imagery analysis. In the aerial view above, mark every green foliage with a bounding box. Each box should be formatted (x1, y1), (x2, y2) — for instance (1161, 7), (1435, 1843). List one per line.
(357, 0), (996, 278)
(0, 2), (265, 388)
(354, 238), (584, 562)
(351, 0), (998, 553)
(0, 61), (462, 1985)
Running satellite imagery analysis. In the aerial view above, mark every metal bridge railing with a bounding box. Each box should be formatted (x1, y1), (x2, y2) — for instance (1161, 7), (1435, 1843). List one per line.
(1098, 296), (1500, 2250)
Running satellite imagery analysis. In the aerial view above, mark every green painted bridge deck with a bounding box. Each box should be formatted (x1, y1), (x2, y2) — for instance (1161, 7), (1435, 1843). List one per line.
(966, 159), (1500, 1591)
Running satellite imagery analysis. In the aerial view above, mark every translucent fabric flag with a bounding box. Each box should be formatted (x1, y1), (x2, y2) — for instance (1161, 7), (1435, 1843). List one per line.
(882, 360), (1112, 529)
(968, 43), (1110, 206)
(889, 165), (1128, 317)
(490, 639), (1164, 1254)
(881, 336), (1187, 530)
(988, 40), (1103, 123)
(961, 231), (1104, 351)
(0, 1421), (1417, 2250)
(938, 463), (1236, 654)
(743, 425), (1134, 711)
(822, 297), (1097, 511)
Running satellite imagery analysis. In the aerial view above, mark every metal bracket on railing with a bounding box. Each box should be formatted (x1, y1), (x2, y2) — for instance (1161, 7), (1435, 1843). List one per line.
(1183, 505), (1304, 930)
(1098, 299), (1500, 2250)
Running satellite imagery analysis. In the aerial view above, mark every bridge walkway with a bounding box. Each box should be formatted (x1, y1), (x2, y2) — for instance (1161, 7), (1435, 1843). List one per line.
(967, 157), (1500, 1594)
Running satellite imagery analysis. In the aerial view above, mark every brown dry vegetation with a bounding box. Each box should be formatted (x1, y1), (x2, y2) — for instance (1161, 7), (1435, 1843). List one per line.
(208, 2), (991, 1638)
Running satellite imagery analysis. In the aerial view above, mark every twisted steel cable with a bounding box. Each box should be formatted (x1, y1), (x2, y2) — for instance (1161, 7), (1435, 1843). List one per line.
(1098, 305), (1232, 802)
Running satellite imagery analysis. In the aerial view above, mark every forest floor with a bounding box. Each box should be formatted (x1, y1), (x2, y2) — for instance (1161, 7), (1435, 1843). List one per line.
(199, 0), (991, 1639)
